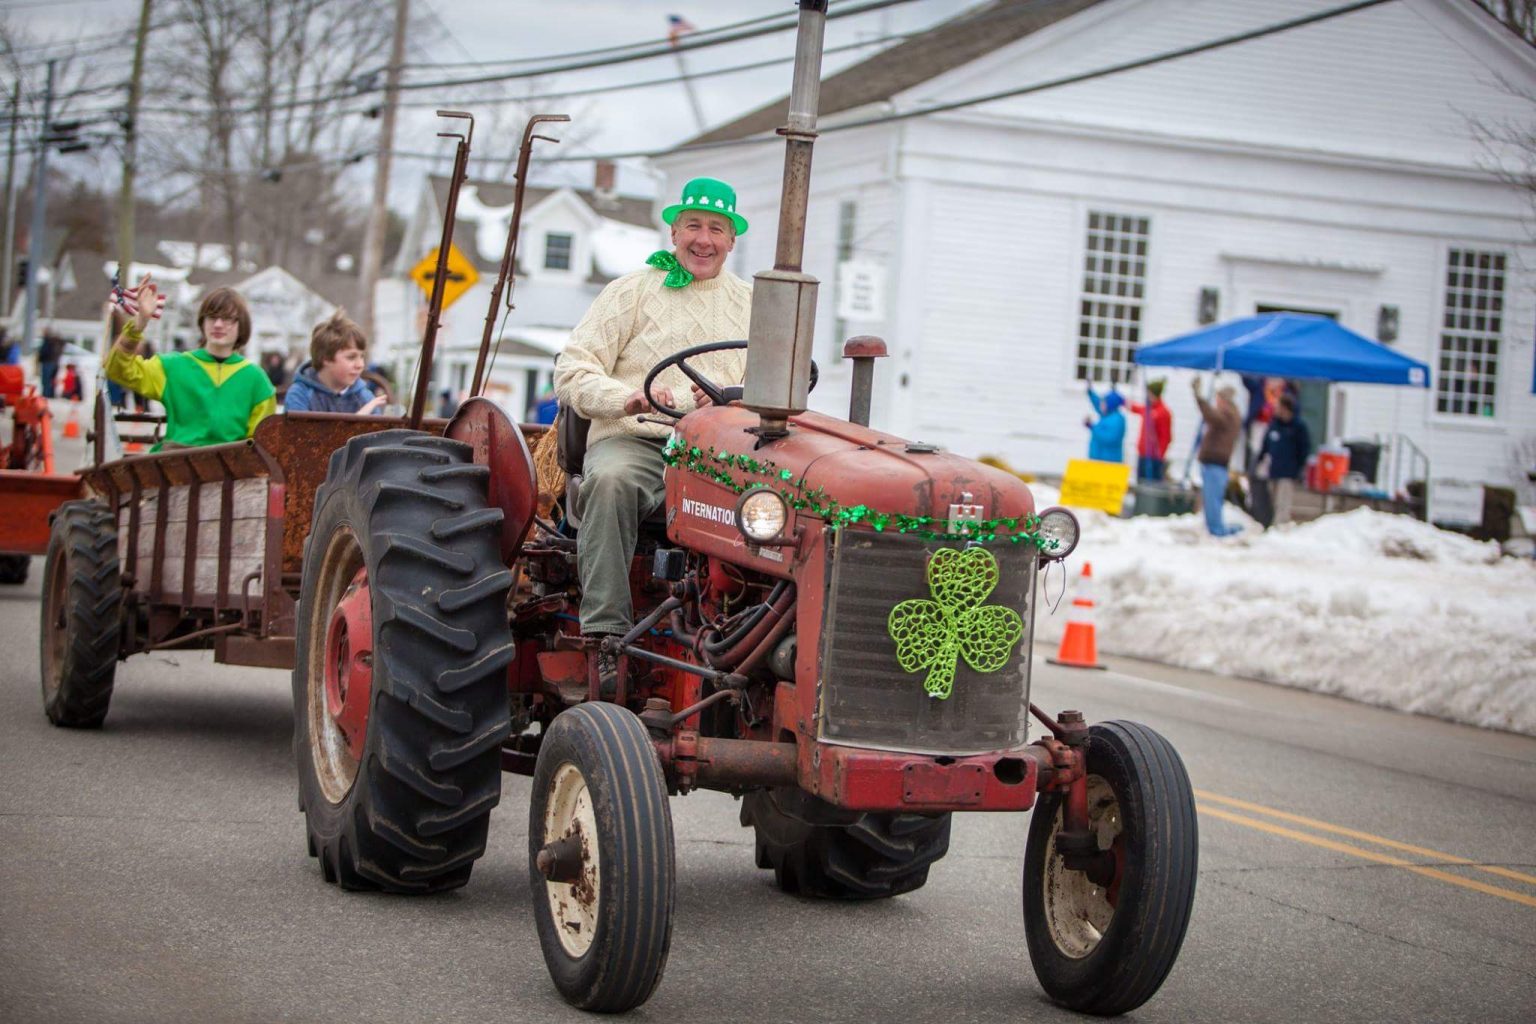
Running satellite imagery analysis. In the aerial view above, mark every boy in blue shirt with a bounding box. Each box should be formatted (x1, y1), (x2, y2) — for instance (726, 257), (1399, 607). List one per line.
(283, 310), (385, 414)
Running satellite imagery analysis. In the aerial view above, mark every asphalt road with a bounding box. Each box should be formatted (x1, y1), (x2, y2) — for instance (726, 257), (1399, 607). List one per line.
(2, 560), (1533, 1024)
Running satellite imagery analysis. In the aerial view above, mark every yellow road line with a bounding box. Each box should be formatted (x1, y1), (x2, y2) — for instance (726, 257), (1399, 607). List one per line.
(1200, 807), (1536, 910)
(1196, 789), (1536, 888)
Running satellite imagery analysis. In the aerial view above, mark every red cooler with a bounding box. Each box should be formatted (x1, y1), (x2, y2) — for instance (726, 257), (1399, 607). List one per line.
(1316, 447), (1350, 491)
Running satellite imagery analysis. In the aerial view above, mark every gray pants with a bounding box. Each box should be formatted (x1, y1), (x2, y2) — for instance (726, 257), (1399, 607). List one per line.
(1272, 477), (1296, 526)
(576, 434), (667, 636)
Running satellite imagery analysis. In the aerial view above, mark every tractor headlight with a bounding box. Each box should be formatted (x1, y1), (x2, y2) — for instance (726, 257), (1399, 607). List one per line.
(737, 487), (788, 544)
(1036, 507), (1079, 561)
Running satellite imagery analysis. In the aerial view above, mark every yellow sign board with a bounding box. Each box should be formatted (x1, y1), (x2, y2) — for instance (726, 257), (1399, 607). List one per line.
(1059, 458), (1132, 516)
(409, 244), (480, 311)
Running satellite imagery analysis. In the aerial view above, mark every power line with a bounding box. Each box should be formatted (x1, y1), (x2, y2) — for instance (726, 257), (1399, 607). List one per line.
(530, 0), (1401, 165)
(392, 0), (919, 92)
(395, 4), (809, 71)
(118, 0), (918, 120)
(386, 32), (916, 110)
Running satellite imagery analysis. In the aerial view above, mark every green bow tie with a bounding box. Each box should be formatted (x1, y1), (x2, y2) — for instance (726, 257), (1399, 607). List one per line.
(646, 250), (693, 289)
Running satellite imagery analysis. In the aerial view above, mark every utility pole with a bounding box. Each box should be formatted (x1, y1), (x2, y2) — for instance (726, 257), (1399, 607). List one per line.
(356, 0), (409, 342)
(2, 80), (20, 320)
(117, 0), (154, 288)
(22, 60), (54, 355)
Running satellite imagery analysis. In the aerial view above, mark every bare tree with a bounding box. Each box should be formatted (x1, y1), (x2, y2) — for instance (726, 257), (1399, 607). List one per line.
(141, 0), (396, 275)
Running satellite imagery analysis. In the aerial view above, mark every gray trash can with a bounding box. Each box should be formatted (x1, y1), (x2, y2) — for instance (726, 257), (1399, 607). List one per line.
(1133, 482), (1196, 517)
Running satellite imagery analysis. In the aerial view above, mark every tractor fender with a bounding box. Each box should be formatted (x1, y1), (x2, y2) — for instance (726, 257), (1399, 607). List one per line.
(445, 396), (538, 563)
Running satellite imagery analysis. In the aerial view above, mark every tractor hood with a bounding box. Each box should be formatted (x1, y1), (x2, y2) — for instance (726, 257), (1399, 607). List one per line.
(665, 406), (1037, 569)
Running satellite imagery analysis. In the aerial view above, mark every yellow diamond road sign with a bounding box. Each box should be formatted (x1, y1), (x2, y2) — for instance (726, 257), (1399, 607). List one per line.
(410, 244), (479, 310)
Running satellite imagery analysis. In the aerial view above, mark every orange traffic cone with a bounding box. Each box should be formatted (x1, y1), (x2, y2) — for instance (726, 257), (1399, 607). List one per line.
(62, 401), (81, 439)
(1048, 562), (1106, 670)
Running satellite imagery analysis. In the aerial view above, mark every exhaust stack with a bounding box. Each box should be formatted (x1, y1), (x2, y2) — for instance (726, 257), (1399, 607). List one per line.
(742, 0), (828, 439)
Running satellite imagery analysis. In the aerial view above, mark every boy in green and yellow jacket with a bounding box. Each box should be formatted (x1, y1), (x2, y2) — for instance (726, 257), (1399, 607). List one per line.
(106, 278), (275, 448)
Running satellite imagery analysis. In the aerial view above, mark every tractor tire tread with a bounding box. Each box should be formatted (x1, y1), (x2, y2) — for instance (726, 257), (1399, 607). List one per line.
(40, 501), (121, 729)
(294, 429), (511, 895)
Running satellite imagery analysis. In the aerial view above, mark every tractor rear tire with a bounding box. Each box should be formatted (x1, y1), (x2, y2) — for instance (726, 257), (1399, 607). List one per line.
(1023, 720), (1198, 1016)
(530, 702), (675, 1012)
(741, 787), (951, 900)
(293, 430), (515, 894)
(39, 501), (121, 728)
(0, 554), (29, 584)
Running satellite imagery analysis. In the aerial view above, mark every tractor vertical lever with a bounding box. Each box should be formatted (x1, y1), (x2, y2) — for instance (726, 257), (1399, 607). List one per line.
(410, 111), (474, 430)
(742, 0), (828, 439)
(471, 113), (570, 398)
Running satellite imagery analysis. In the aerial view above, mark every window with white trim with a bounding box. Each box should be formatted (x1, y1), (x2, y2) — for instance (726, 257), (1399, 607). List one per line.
(1075, 211), (1149, 383)
(1437, 248), (1504, 417)
(543, 232), (573, 271)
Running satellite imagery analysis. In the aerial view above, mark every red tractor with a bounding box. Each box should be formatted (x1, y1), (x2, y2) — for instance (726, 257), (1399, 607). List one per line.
(289, 1), (1197, 1016)
(1, 363), (82, 585)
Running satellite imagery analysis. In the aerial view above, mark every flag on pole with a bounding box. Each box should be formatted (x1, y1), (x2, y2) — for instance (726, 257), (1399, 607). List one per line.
(667, 14), (696, 46)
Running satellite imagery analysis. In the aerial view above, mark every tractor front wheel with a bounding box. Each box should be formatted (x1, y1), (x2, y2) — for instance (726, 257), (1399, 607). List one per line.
(293, 430), (515, 893)
(529, 702), (675, 1012)
(1023, 720), (1197, 1016)
(742, 787), (951, 900)
(39, 501), (121, 728)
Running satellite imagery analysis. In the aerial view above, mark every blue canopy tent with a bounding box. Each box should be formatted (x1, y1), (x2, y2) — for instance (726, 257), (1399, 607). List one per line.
(1130, 314), (1431, 505)
(1133, 313), (1430, 386)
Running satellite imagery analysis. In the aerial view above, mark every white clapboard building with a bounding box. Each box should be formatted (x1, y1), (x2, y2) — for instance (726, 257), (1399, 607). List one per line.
(656, 0), (1536, 500)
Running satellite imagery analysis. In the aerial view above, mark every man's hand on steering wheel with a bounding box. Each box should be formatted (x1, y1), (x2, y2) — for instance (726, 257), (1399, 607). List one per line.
(624, 386), (674, 416)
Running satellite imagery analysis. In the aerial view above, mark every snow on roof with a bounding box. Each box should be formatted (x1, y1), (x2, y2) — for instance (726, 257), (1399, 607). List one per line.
(1030, 493), (1536, 737)
(155, 240), (232, 272)
(591, 218), (660, 280)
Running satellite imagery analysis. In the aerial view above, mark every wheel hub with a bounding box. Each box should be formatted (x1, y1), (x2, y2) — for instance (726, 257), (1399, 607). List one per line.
(1042, 775), (1123, 959)
(542, 762), (601, 958)
(323, 567), (373, 763)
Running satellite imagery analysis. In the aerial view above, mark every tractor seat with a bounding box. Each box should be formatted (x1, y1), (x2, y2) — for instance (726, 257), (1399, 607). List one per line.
(557, 407), (669, 532)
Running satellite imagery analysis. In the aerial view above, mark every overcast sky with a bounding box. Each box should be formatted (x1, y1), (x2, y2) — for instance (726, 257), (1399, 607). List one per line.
(8, 0), (983, 202)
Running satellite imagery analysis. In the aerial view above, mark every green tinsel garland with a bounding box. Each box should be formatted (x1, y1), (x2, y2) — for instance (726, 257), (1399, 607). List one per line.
(662, 435), (1059, 549)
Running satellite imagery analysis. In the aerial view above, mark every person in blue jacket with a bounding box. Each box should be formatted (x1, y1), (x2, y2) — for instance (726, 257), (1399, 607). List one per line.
(283, 310), (385, 415)
(1258, 394), (1311, 526)
(1085, 383), (1127, 463)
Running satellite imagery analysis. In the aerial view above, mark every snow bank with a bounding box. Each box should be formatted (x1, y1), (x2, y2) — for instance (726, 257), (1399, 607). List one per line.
(1030, 494), (1536, 737)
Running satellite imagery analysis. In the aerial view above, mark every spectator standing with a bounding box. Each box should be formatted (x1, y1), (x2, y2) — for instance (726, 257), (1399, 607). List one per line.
(261, 350), (289, 389)
(1084, 383), (1127, 463)
(37, 330), (65, 398)
(1258, 395), (1311, 526)
(60, 363), (82, 401)
(1192, 377), (1243, 537)
(1130, 378), (1173, 481)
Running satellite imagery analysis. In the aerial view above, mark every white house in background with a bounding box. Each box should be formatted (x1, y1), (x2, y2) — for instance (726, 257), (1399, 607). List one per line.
(659, 0), (1536, 498)
(384, 164), (660, 420)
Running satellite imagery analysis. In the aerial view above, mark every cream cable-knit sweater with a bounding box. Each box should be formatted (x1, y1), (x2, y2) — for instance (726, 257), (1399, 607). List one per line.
(554, 265), (752, 446)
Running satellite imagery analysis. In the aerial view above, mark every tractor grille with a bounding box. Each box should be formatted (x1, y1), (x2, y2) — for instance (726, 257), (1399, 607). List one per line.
(816, 530), (1036, 755)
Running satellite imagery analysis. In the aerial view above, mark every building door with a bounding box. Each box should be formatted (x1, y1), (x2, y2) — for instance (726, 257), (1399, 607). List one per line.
(1255, 304), (1336, 441)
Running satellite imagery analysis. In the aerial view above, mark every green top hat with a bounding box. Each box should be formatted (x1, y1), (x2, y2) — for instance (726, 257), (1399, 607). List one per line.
(662, 177), (748, 235)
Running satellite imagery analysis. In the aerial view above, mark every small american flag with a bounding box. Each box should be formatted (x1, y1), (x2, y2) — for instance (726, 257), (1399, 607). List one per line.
(667, 14), (696, 46)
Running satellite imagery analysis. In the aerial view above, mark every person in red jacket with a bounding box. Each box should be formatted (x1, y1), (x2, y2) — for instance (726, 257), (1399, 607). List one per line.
(1130, 378), (1173, 481)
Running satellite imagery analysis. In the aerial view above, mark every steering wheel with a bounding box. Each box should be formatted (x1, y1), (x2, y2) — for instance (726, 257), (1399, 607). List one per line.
(642, 340), (818, 419)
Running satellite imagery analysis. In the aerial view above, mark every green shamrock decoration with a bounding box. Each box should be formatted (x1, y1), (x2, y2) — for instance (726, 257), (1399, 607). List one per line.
(887, 547), (1025, 700)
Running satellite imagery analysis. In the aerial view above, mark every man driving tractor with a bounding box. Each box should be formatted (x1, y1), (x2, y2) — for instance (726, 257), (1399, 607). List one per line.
(553, 176), (753, 687)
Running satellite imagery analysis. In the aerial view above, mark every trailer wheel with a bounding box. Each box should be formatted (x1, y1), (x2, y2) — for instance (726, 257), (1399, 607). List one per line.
(1023, 720), (1197, 1016)
(530, 702), (675, 1012)
(293, 430), (515, 894)
(0, 554), (29, 584)
(39, 501), (121, 728)
(742, 787), (951, 900)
